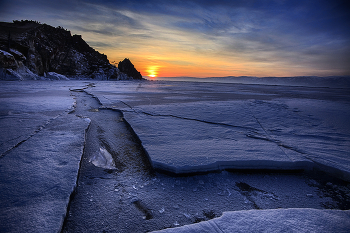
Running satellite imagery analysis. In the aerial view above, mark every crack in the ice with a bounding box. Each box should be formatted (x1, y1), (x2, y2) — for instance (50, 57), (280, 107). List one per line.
(124, 110), (257, 132)
(250, 114), (306, 160)
(0, 135), (24, 147)
(126, 108), (311, 156)
(83, 88), (256, 132)
(246, 130), (346, 172)
(235, 182), (280, 209)
(245, 134), (306, 155)
(60, 116), (91, 233)
(211, 220), (225, 233)
(1, 87), (90, 160)
(118, 100), (136, 112)
(111, 96), (309, 157)
(0, 112), (67, 159)
(81, 86), (317, 169)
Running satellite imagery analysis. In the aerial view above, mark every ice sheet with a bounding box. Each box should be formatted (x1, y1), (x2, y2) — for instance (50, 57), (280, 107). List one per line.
(150, 208), (350, 233)
(0, 81), (78, 156)
(86, 81), (350, 178)
(0, 111), (90, 232)
(0, 81), (91, 232)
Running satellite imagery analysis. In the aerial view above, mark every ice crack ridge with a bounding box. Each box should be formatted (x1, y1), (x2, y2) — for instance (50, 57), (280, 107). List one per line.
(1, 86), (92, 159)
(0, 112), (66, 159)
(137, 111), (257, 132)
(250, 114), (306, 160)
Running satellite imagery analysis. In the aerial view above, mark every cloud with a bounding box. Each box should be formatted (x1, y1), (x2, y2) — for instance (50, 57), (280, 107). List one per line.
(0, 0), (349, 76)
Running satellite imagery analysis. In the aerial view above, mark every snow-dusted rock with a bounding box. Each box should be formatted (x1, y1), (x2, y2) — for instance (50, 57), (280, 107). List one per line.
(47, 72), (69, 80)
(0, 21), (142, 80)
(118, 58), (143, 80)
(0, 49), (17, 69)
(9, 49), (26, 61)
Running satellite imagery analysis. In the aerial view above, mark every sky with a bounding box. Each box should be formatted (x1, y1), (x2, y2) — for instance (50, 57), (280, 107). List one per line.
(1, 0), (350, 78)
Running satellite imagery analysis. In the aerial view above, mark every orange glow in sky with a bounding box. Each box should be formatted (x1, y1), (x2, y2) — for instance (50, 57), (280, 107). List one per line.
(146, 65), (159, 78)
(1, 1), (349, 78)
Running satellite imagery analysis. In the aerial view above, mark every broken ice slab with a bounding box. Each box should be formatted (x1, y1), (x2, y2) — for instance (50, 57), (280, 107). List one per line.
(0, 112), (90, 232)
(0, 81), (78, 156)
(124, 112), (312, 174)
(86, 81), (350, 179)
(150, 208), (350, 233)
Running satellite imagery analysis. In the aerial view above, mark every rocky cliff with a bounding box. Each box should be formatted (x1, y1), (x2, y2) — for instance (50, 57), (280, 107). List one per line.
(0, 20), (143, 80)
(118, 58), (143, 80)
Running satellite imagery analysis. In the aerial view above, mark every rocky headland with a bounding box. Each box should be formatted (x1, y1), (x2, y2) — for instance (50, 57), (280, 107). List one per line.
(0, 20), (143, 81)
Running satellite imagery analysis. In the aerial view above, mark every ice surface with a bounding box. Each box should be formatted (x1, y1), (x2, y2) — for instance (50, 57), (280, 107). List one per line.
(86, 81), (350, 179)
(155, 76), (350, 88)
(150, 208), (350, 233)
(0, 81), (79, 156)
(2, 80), (347, 232)
(0, 111), (90, 232)
(0, 81), (90, 232)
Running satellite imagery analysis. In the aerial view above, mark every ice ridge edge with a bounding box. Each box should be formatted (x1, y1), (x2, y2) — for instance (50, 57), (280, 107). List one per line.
(83, 88), (350, 181)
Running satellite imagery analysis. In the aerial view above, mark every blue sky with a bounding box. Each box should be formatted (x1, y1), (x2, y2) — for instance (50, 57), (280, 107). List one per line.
(1, 0), (349, 77)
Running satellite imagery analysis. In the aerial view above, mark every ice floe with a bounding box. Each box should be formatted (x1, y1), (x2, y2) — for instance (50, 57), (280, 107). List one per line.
(150, 208), (350, 233)
(86, 80), (350, 179)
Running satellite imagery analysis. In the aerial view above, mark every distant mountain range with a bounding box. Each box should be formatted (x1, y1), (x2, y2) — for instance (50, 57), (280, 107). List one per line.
(0, 20), (142, 81)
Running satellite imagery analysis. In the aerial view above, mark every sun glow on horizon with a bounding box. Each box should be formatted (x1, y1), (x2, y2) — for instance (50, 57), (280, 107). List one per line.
(146, 65), (160, 78)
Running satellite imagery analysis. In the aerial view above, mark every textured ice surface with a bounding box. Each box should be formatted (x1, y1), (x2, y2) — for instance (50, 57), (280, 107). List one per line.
(0, 109), (90, 232)
(0, 81), (78, 156)
(150, 208), (350, 233)
(86, 81), (350, 179)
(0, 81), (90, 232)
(2, 80), (346, 232)
(64, 87), (350, 233)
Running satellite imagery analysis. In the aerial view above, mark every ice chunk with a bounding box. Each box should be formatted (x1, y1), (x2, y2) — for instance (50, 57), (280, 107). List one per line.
(90, 147), (115, 169)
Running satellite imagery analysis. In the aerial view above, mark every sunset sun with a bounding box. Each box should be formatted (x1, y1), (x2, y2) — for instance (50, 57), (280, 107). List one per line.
(147, 65), (159, 78)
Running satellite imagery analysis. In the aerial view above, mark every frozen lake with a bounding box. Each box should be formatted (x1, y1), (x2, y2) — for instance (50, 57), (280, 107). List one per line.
(1, 79), (350, 232)
(0, 81), (90, 232)
(86, 80), (350, 179)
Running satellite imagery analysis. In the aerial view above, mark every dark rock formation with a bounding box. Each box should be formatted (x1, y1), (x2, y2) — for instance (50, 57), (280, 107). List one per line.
(118, 58), (143, 80)
(0, 20), (142, 80)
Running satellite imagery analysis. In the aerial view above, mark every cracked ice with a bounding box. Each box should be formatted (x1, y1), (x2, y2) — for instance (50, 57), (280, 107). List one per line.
(85, 80), (350, 179)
